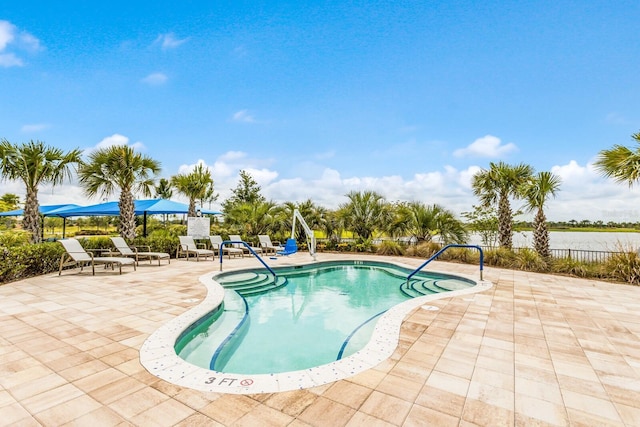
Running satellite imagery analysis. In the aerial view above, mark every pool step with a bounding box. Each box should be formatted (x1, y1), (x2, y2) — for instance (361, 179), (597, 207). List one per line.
(218, 273), (288, 296)
(401, 279), (438, 297)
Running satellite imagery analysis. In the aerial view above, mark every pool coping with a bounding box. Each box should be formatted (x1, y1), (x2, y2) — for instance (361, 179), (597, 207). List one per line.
(139, 259), (493, 394)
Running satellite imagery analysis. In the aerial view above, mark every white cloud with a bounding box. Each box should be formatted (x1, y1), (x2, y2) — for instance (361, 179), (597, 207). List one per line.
(21, 123), (50, 133)
(154, 33), (189, 50)
(453, 135), (517, 158)
(0, 53), (23, 67)
(231, 109), (256, 123)
(141, 72), (168, 85)
(87, 133), (145, 153)
(11, 149), (640, 224)
(0, 20), (41, 67)
(0, 20), (16, 50)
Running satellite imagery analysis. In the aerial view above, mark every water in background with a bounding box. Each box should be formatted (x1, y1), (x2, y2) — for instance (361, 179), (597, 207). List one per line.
(466, 231), (640, 251)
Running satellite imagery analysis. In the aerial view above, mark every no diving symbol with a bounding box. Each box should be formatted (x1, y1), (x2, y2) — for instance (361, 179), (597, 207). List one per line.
(240, 379), (253, 386)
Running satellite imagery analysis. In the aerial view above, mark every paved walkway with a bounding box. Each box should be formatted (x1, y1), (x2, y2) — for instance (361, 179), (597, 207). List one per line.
(1, 252), (639, 426)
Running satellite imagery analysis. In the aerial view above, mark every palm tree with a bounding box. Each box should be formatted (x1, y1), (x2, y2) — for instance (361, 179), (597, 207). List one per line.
(0, 139), (82, 243)
(337, 191), (391, 240)
(155, 178), (173, 199)
(472, 161), (534, 248)
(224, 200), (278, 237)
(1, 193), (21, 210)
(594, 131), (640, 187)
(520, 171), (562, 258)
(396, 202), (468, 244)
(78, 145), (161, 240)
(171, 164), (213, 217)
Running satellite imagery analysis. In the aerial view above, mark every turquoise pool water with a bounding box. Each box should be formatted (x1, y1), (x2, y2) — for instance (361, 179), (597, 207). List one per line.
(175, 260), (474, 375)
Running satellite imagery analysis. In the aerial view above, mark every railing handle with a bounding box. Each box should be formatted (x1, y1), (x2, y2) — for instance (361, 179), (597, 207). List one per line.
(407, 244), (484, 281)
(219, 240), (277, 279)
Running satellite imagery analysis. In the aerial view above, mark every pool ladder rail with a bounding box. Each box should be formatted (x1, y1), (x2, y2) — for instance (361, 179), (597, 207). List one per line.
(219, 240), (277, 279)
(407, 244), (484, 281)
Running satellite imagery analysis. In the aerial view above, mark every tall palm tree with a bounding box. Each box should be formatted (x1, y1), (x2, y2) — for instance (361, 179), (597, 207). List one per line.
(472, 161), (534, 248)
(520, 172), (562, 258)
(337, 190), (391, 240)
(0, 139), (82, 243)
(396, 201), (468, 244)
(594, 131), (640, 187)
(78, 145), (161, 240)
(171, 164), (213, 217)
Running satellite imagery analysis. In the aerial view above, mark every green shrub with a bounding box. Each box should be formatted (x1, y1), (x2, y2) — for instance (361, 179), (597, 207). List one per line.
(484, 247), (518, 268)
(0, 242), (65, 284)
(603, 251), (640, 285)
(551, 257), (591, 278)
(513, 248), (549, 272)
(406, 241), (441, 258)
(0, 230), (32, 247)
(376, 240), (405, 256)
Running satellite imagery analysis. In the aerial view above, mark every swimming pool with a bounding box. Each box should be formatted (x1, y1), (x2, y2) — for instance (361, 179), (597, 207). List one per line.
(140, 257), (491, 394)
(175, 261), (475, 375)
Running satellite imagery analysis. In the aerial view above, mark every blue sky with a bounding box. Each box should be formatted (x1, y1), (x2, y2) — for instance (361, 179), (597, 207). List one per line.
(2, 1), (640, 221)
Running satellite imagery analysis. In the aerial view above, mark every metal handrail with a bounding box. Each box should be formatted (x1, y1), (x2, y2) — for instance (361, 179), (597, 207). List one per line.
(219, 240), (277, 279)
(407, 244), (484, 281)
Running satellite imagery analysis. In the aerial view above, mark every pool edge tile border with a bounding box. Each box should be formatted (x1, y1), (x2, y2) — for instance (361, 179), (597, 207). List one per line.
(139, 260), (492, 394)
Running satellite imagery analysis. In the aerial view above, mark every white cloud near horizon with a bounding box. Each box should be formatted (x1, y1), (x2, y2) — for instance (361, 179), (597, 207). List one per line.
(453, 135), (517, 158)
(154, 32), (189, 50)
(141, 72), (168, 85)
(0, 20), (41, 68)
(7, 148), (640, 223)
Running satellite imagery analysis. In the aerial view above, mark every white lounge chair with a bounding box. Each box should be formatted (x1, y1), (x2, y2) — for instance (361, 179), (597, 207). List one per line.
(110, 236), (170, 266)
(258, 235), (284, 255)
(209, 235), (244, 259)
(229, 234), (263, 256)
(59, 238), (136, 275)
(177, 236), (215, 261)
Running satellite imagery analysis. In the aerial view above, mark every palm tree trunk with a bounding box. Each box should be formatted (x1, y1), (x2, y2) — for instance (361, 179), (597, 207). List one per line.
(119, 191), (136, 240)
(533, 208), (550, 259)
(498, 193), (512, 249)
(23, 188), (41, 243)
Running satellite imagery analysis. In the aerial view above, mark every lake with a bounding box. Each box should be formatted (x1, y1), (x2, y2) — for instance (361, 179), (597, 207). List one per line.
(466, 231), (640, 252)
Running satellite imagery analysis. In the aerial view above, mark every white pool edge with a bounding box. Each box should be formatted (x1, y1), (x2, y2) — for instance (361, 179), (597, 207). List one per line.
(139, 260), (493, 394)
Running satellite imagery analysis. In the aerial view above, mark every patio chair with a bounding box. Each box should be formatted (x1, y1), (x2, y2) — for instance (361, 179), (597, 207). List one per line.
(229, 234), (263, 256)
(58, 238), (136, 275)
(258, 235), (284, 255)
(277, 238), (298, 256)
(110, 236), (170, 266)
(177, 236), (215, 261)
(209, 235), (244, 259)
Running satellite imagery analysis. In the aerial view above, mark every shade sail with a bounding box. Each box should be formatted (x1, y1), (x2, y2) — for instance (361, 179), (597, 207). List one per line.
(0, 204), (80, 217)
(49, 199), (220, 218)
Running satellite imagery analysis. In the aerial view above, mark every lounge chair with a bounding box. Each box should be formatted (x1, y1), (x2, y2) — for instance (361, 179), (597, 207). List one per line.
(59, 238), (136, 275)
(177, 236), (215, 261)
(258, 235), (284, 255)
(209, 235), (244, 259)
(229, 234), (263, 256)
(277, 238), (298, 256)
(110, 237), (170, 266)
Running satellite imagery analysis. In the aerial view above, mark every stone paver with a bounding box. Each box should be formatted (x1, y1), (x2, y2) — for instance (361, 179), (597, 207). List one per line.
(1, 252), (639, 426)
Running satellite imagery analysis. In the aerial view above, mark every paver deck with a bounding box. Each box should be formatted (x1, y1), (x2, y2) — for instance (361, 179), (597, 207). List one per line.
(1, 252), (639, 426)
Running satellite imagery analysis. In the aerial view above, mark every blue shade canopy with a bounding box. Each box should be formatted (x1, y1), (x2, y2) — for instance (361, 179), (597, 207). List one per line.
(0, 204), (80, 217)
(49, 199), (220, 218)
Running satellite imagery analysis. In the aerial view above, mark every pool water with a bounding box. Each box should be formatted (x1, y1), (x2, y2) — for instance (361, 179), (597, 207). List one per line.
(175, 261), (474, 375)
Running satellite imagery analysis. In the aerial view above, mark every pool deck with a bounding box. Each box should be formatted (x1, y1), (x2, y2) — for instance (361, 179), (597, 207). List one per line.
(1, 252), (639, 426)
